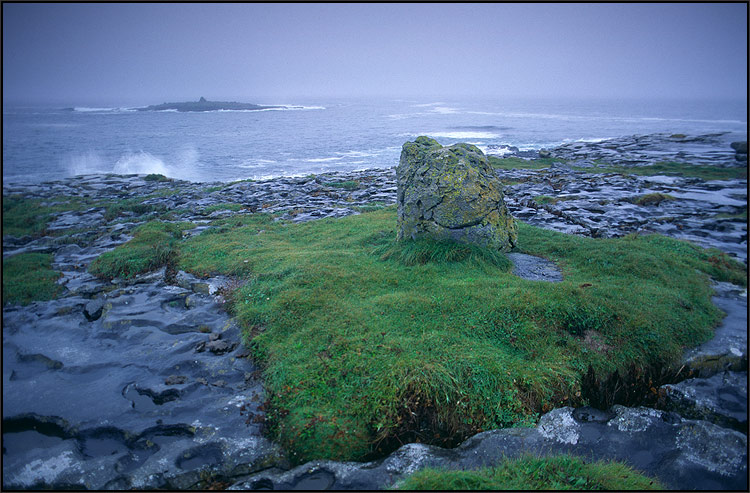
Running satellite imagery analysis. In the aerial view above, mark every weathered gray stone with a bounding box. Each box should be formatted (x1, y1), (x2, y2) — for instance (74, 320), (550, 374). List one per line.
(506, 252), (563, 282)
(662, 371), (747, 432)
(397, 136), (517, 251)
(230, 405), (747, 491)
(83, 297), (105, 321)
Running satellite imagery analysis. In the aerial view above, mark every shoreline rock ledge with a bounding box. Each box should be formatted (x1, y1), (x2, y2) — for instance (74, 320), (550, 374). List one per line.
(396, 136), (517, 250)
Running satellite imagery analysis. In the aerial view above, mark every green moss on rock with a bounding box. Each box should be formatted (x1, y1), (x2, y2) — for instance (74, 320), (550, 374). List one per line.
(396, 137), (517, 251)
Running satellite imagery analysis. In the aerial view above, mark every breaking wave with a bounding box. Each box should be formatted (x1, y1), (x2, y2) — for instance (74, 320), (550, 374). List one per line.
(64, 147), (201, 181)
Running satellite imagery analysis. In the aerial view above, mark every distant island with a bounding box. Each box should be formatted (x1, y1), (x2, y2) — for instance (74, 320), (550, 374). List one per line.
(136, 97), (284, 112)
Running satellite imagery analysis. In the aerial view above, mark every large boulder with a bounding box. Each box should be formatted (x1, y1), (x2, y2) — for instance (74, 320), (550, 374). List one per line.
(396, 137), (517, 251)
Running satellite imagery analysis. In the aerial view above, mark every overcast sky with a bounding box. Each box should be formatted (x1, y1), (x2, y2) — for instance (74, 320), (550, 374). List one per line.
(2, 3), (747, 105)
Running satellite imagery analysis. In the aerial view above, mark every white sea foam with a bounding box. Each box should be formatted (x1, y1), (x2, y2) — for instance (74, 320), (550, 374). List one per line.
(412, 102), (446, 107)
(478, 146), (515, 157)
(426, 131), (501, 139)
(336, 150), (378, 158)
(112, 151), (170, 176)
(253, 105), (326, 112)
(303, 156), (344, 162)
(573, 137), (610, 143)
(73, 107), (136, 113)
(64, 146), (201, 181)
(430, 106), (460, 114)
(73, 107), (116, 112)
(238, 158), (278, 169)
(65, 151), (108, 176)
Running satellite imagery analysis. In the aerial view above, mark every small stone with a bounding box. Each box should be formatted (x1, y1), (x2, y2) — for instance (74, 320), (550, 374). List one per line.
(192, 282), (211, 295)
(206, 339), (233, 354)
(165, 375), (188, 385)
(209, 333), (221, 341)
(83, 298), (106, 321)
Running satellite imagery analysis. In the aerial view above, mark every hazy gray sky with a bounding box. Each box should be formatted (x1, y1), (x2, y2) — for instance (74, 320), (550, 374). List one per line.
(3, 3), (747, 105)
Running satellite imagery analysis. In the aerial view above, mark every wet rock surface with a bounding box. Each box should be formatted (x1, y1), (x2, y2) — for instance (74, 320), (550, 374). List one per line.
(3, 132), (747, 489)
(506, 252), (563, 282)
(230, 406), (746, 491)
(549, 132), (742, 168)
(503, 167), (747, 262)
(2, 268), (285, 489)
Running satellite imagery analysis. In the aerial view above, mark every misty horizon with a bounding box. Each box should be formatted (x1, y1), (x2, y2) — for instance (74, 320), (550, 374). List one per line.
(3, 3), (747, 107)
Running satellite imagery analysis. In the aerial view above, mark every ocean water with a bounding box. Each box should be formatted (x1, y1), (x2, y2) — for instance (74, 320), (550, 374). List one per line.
(3, 97), (747, 184)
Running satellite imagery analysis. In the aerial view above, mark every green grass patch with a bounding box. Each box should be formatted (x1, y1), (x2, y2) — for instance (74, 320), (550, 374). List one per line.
(2, 194), (100, 237)
(375, 236), (512, 268)
(88, 220), (193, 279)
(395, 454), (662, 490)
(579, 161), (747, 181)
(102, 198), (167, 221)
(174, 206), (746, 464)
(325, 180), (359, 191)
(3, 253), (63, 305)
(144, 173), (171, 182)
(2, 195), (52, 237)
(712, 208), (747, 221)
(627, 193), (676, 207)
(488, 156), (561, 170)
(353, 202), (390, 213)
(203, 203), (244, 214)
(534, 195), (562, 205)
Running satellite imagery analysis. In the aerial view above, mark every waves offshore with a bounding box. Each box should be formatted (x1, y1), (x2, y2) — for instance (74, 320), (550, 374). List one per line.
(3, 97), (746, 184)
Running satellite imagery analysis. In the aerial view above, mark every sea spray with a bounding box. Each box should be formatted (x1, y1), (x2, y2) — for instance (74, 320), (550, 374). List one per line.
(112, 151), (170, 177)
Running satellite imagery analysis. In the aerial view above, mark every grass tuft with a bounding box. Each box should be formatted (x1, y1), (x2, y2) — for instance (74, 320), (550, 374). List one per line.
(325, 180), (359, 191)
(144, 173), (171, 182)
(3, 196), (53, 237)
(88, 220), (192, 279)
(2, 253), (63, 305)
(395, 454), (663, 490)
(203, 203), (244, 214)
(375, 237), (512, 269)
(628, 193), (676, 206)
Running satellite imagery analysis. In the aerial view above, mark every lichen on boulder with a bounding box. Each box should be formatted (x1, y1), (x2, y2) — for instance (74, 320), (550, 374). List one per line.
(396, 136), (517, 251)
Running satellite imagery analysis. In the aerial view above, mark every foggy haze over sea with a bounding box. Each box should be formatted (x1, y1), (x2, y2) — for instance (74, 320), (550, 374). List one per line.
(3, 96), (747, 184)
(3, 3), (747, 183)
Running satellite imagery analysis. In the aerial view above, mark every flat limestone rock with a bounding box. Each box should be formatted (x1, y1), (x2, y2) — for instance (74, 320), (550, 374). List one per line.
(396, 136), (517, 251)
(506, 252), (563, 282)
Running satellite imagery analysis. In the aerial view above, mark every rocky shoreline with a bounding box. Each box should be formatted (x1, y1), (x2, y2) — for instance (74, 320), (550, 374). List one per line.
(2, 133), (747, 489)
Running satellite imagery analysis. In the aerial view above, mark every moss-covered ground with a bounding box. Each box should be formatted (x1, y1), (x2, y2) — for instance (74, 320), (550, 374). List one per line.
(88, 220), (193, 279)
(167, 206), (745, 463)
(488, 156), (747, 181)
(395, 454), (663, 490)
(2, 253), (63, 305)
(583, 161), (747, 181)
